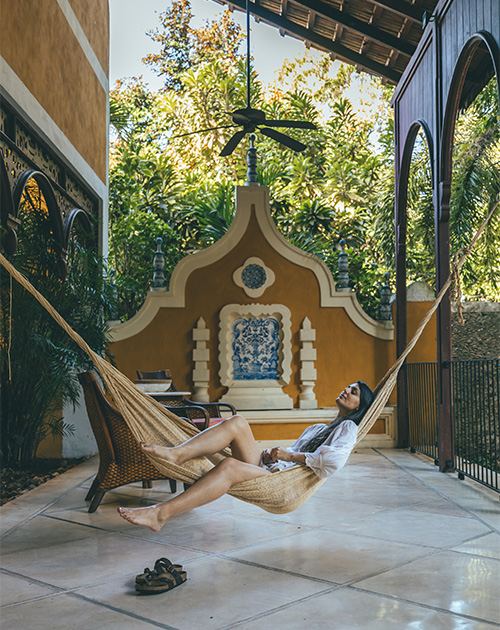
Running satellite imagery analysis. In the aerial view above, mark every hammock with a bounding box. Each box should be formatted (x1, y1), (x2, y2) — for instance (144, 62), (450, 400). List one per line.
(0, 201), (496, 513)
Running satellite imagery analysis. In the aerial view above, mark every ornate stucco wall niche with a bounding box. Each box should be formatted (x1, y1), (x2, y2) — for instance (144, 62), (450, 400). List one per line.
(219, 303), (293, 410)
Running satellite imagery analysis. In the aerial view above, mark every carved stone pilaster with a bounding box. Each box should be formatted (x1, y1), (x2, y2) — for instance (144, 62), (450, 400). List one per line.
(299, 317), (317, 409)
(192, 317), (210, 402)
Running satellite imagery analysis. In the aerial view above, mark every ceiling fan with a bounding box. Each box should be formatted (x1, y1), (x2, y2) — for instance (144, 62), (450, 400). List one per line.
(177, 0), (316, 156)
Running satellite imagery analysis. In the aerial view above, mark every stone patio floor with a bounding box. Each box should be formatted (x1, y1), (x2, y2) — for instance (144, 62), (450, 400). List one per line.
(1, 448), (499, 629)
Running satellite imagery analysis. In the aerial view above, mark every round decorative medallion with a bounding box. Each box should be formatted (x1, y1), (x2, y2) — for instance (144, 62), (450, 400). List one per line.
(242, 264), (267, 289)
(233, 257), (275, 297)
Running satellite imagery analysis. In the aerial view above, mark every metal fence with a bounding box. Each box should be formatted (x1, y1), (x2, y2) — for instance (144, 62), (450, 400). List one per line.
(406, 362), (439, 462)
(406, 359), (499, 492)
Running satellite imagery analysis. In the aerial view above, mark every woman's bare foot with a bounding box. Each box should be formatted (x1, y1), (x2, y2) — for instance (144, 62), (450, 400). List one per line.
(140, 442), (182, 464)
(117, 505), (167, 532)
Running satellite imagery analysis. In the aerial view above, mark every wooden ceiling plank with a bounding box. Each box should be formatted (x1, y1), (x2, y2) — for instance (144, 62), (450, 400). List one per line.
(291, 0), (415, 56)
(225, 0), (402, 82)
(367, 0), (425, 24)
(369, 5), (383, 25)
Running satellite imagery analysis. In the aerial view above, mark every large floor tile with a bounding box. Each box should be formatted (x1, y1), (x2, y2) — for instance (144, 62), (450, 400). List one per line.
(119, 510), (310, 554)
(316, 474), (439, 507)
(79, 555), (329, 630)
(42, 490), (162, 532)
(237, 585), (499, 629)
(1, 593), (158, 629)
(0, 532), (203, 589)
(407, 497), (476, 519)
(1, 514), (102, 556)
(230, 494), (389, 528)
(324, 506), (492, 548)
(452, 532), (500, 561)
(355, 550), (500, 624)
(0, 572), (57, 606)
(229, 528), (432, 584)
(378, 451), (500, 530)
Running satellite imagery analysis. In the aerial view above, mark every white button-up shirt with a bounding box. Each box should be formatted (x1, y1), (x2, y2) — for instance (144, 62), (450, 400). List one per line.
(262, 419), (358, 479)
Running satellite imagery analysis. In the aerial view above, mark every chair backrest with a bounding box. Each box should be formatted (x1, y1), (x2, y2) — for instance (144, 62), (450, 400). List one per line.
(78, 371), (141, 461)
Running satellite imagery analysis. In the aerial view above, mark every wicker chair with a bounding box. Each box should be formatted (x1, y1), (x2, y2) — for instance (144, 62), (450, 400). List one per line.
(136, 369), (237, 424)
(78, 371), (207, 512)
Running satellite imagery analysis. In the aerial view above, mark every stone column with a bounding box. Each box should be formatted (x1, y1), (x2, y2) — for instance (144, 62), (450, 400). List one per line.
(299, 317), (317, 409)
(192, 317), (210, 402)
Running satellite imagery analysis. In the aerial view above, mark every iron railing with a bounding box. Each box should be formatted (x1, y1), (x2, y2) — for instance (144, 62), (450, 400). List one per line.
(406, 362), (439, 462)
(452, 359), (499, 491)
(406, 359), (499, 492)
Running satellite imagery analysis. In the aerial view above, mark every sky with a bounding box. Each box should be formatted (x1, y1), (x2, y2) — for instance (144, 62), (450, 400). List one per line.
(109, 0), (307, 90)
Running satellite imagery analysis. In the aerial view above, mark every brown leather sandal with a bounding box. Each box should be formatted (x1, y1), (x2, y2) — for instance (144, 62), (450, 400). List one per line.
(135, 559), (187, 594)
(135, 557), (183, 585)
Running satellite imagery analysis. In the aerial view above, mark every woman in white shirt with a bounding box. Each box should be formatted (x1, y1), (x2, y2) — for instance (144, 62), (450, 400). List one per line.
(118, 381), (374, 531)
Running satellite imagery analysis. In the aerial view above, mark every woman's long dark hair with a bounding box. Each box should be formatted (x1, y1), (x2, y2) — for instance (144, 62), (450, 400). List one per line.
(303, 381), (374, 453)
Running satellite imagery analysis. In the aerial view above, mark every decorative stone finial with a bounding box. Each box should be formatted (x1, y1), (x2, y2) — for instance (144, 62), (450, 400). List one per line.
(245, 134), (259, 186)
(152, 237), (166, 291)
(379, 271), (392, 321)
(337, 239), (350, 292)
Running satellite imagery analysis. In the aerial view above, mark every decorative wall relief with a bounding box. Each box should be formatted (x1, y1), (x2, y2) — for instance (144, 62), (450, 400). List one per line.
(232, 317), (280, 380)
(219, 304), (293, 409)
(233, 257), (275, 297)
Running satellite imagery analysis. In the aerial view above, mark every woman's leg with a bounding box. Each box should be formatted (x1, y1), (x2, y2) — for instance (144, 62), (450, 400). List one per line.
(118, 457), (269, 531)
(141, 414), (262, 466)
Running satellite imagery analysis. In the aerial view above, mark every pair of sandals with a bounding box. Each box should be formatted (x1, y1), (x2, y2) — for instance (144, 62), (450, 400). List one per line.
(135, 557), (187, 594)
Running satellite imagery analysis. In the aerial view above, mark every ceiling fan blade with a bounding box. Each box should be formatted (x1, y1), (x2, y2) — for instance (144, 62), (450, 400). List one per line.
(264, 120), (317, 130)
(172, 124), (237, 139)
(260, 127), (307, 152)
(219, 130), (247, 156)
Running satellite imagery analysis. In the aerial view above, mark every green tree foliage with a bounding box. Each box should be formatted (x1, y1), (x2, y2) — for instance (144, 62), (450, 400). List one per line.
(450, 79), (500, 299)
(108, 210), (182, 320)
(143, 0), (244, 90)
(375, 78), (500, 299)
(0, 185), (114, 466)
(109, 4), (500, 325)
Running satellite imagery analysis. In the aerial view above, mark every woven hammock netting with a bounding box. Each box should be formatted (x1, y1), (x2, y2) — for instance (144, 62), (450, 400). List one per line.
(0, 204), (495, 514)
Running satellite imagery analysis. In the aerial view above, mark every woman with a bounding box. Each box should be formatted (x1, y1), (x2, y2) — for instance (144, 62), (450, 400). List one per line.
(118, 381), (374, 531)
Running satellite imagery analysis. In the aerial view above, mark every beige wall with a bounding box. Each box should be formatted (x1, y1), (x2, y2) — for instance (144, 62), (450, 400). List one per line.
(1, 0), (109, 183)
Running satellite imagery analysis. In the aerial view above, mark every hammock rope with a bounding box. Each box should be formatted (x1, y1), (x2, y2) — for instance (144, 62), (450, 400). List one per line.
(0, 199), (496, 513)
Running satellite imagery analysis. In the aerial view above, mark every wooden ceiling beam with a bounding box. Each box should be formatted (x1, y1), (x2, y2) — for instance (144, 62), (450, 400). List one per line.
(224, 0), (402, 83)
(291, 0), (415, 56)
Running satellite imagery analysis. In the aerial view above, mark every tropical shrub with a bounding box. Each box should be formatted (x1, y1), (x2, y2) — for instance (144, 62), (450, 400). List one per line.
(0, 183), (114, 467)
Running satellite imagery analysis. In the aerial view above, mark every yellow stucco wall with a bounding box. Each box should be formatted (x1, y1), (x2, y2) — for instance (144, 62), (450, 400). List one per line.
(69, 0), (110, 71)
(0, 0), (109, 182)
(110, 209), (437, 412)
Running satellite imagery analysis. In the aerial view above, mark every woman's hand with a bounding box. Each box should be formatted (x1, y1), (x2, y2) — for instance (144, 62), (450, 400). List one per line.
(261, 447), (292, 463)
(270, 447), (293, 462)
(261, 448), (277, 464)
